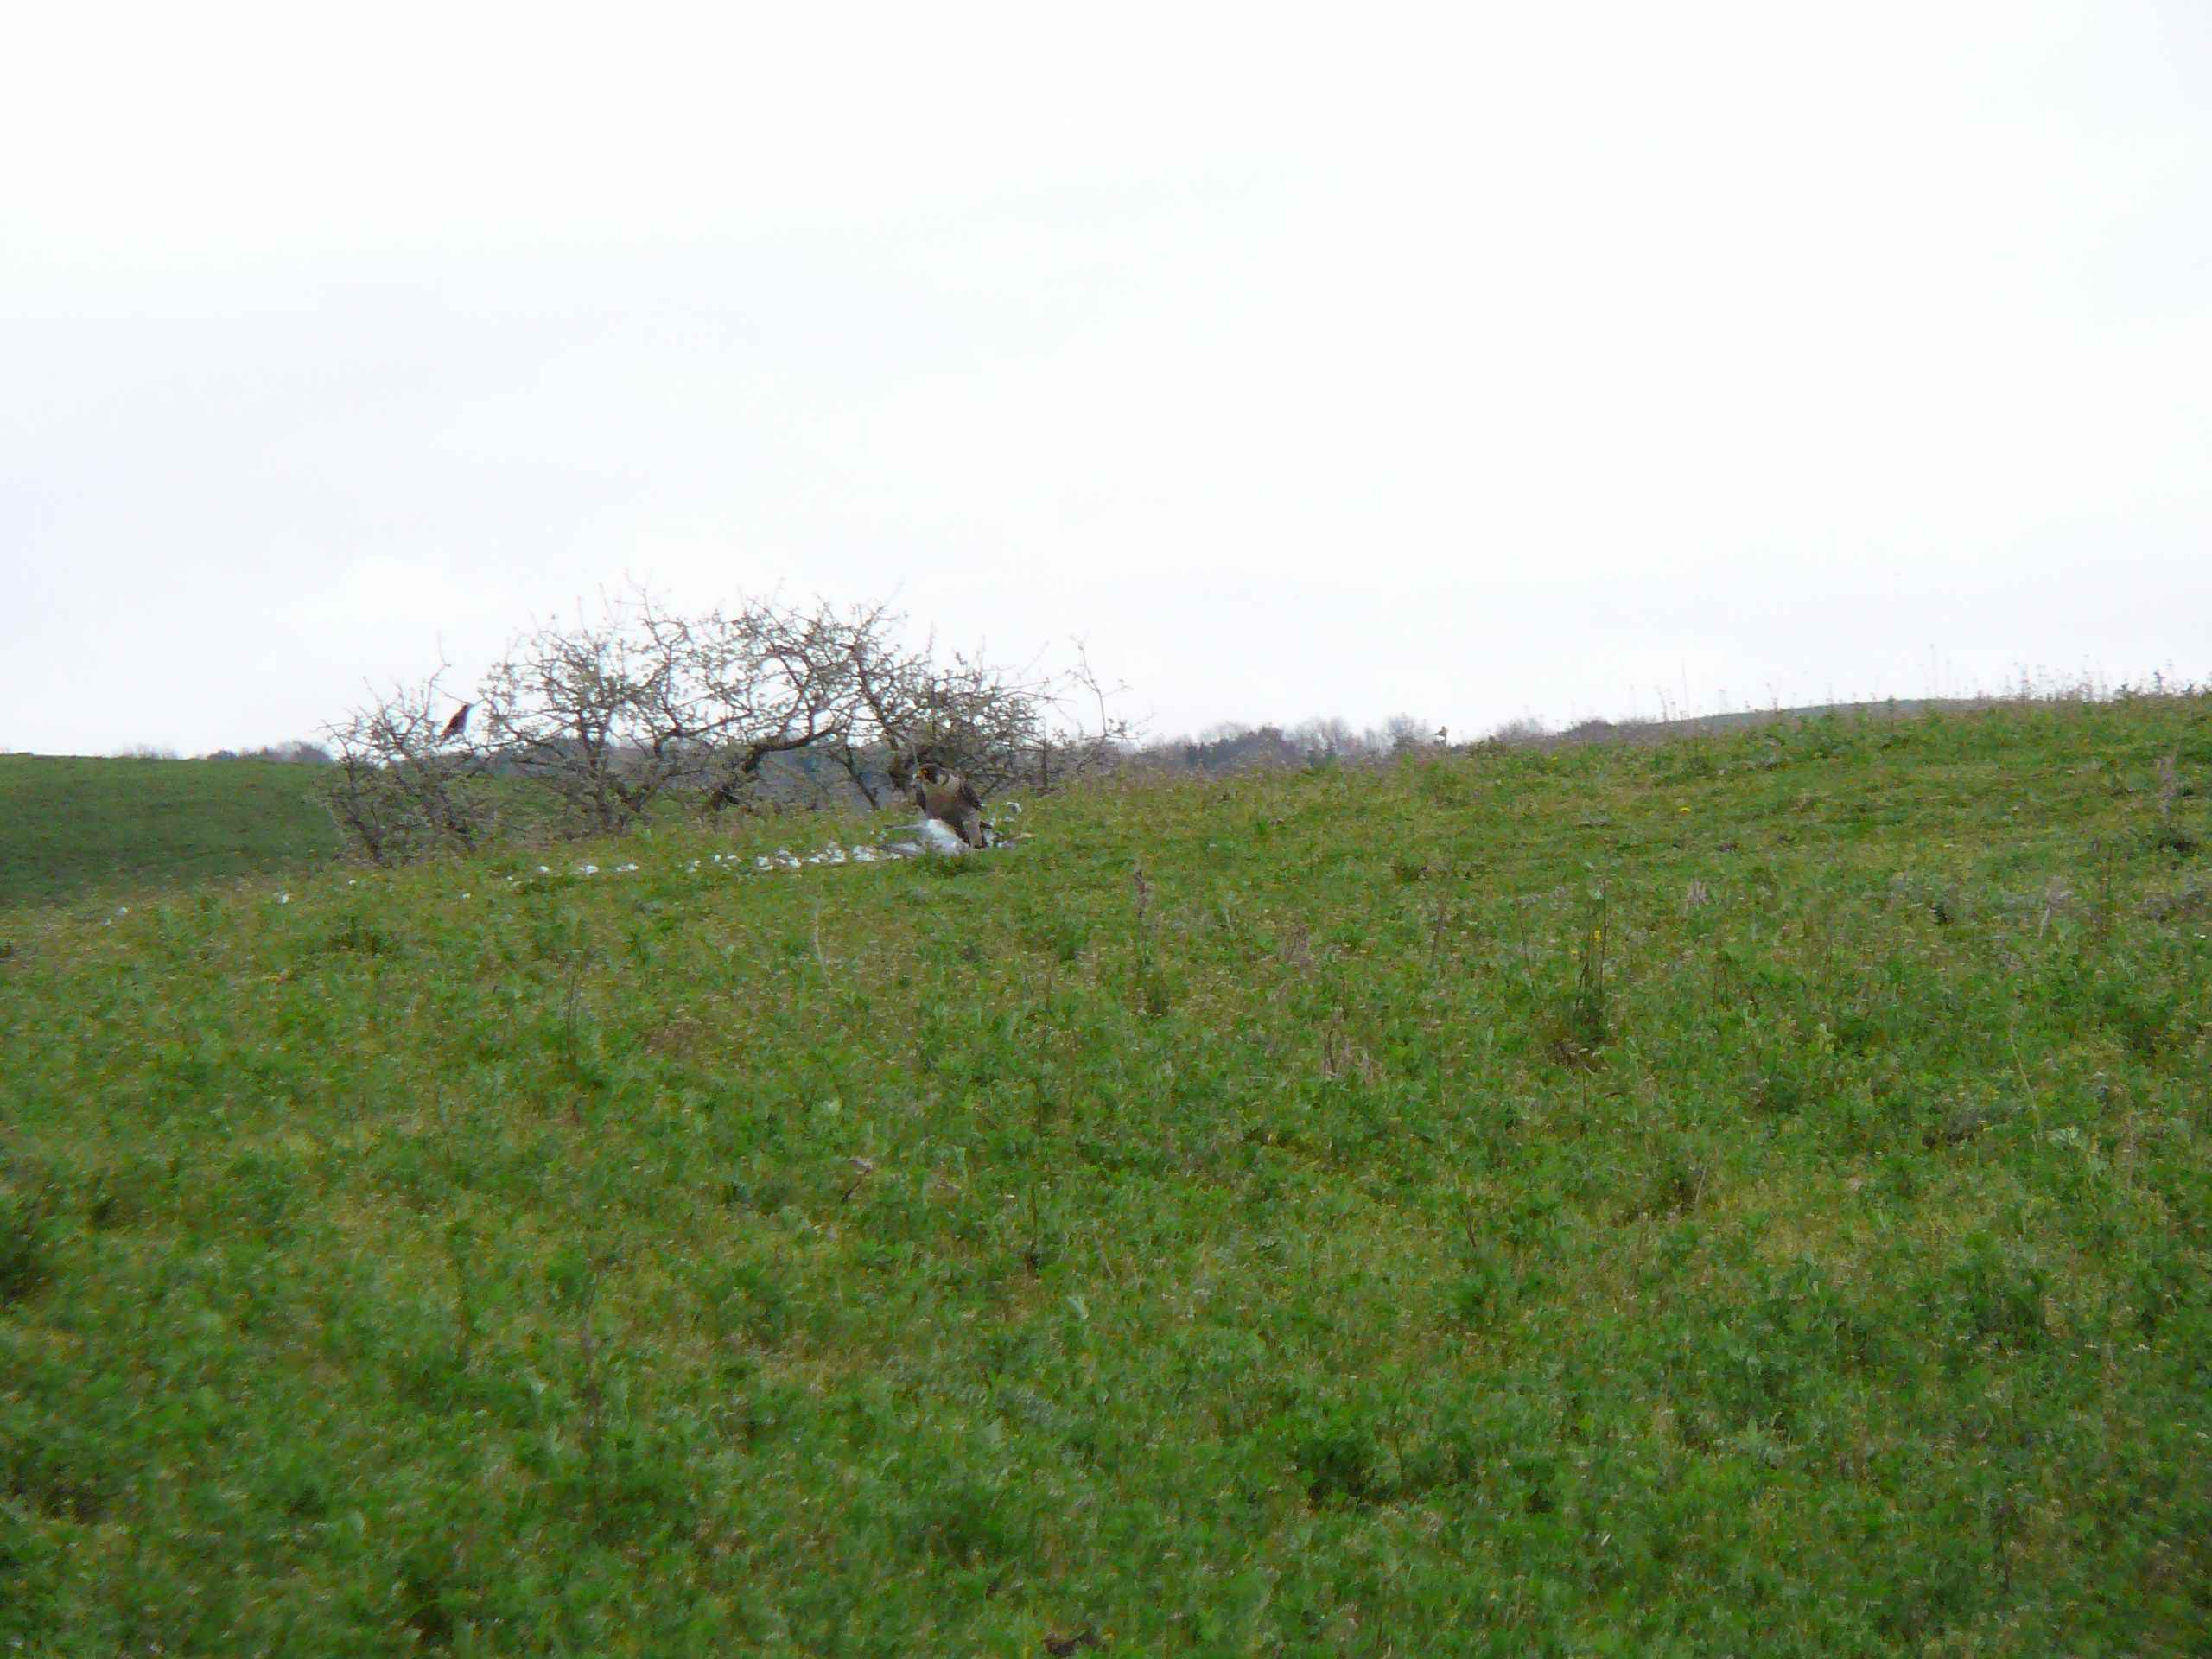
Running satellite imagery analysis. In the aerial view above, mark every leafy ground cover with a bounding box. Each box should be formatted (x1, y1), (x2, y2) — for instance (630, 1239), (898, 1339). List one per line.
(0, 754), (340, 911)
(2, 696), (2208, 1655)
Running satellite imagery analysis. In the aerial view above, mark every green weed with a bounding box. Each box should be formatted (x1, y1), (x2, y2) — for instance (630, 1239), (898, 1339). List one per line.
(1, 695), (2209, 1653)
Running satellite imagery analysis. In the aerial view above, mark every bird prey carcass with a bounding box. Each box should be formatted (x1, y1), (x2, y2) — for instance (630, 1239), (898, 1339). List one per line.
(914, 761), (989, 849)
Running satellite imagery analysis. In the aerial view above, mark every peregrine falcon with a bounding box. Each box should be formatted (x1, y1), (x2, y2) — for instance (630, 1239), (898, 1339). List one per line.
(914, 761), (988, 849)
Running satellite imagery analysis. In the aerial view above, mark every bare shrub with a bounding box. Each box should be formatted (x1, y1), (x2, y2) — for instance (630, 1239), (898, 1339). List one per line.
(476, 602), (686, 835)
(839, 629), (1132, 804)
(652, 595), (870, 812)
(470, 590), (901, 831)
(323, 588), (1134, 854)
(321, 671), (499, 865)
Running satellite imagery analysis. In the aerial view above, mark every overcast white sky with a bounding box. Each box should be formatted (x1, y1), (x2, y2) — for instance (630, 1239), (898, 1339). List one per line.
(5, 1), (2209, 755)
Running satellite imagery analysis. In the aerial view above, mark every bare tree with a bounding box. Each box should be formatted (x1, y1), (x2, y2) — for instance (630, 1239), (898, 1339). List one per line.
(476, 604), (685, 835)
(836, 626), (1134, 804)
(320, 669), (499, 864)
(1291, 716), (1360, 762)
(321, 587), (1135, 850)
(1381, 714), (1429, 756)
(636, 593), (861, 813)
(470, 588), (872, 829)
(1049, 642), (1137, 789)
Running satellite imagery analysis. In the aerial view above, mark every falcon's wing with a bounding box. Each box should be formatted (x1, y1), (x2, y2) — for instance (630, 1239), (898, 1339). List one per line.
(957, 775), (984, 811)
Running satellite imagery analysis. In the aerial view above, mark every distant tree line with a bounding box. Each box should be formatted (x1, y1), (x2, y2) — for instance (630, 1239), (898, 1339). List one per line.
(1120, 711), (1745, 773)
(198, 741), (335, 766)
(317, 588), (1131, 865)
(1126, 713), (1446, 775)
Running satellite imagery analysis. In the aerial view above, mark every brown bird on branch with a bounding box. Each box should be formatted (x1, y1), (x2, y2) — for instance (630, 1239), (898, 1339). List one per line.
(439, 702), (473, 742)
(914, 761), (988, 849)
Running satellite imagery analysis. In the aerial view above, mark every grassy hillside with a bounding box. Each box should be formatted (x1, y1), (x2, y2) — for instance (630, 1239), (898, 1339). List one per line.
(3, 697), (2209, 1656)
(0, 754), (340, 911)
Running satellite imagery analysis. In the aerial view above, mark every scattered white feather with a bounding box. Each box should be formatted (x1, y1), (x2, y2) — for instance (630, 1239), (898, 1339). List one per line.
(277, 893), (289, 905)
(577, 863), (599, 876)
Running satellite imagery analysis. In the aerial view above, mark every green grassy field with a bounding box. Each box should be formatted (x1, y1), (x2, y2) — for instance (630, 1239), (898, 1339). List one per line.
(3, 698), (2209, 1655)
(0, 754), (340, 911)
